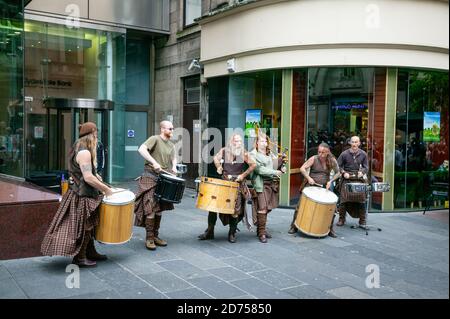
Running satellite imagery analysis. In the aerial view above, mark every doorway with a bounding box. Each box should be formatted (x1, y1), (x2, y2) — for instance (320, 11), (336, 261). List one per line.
(183, 76), (200, 188)
(44, 98), (113, 179)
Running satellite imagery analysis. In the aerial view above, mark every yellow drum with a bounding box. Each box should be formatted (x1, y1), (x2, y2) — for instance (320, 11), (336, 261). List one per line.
(196, 176), (239, 214)
(95, 188), (135, 244)
(295, 186), (338, 238)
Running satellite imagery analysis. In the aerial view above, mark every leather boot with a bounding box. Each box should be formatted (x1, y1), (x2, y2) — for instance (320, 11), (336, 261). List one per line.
(328, 214), (337, 238)
(336, 205), (346, 226)
(198, 212), (217, 240)
(359, 205), (367, 226)
(86, 231), (107, 261)
(73, 231), (96, 267)
(228, 217), (238, 243)
(145, 217), (157, 250)
(257, 213), (268, 243)
(288, 207), (299, 234)
(154, 214), (167, 247)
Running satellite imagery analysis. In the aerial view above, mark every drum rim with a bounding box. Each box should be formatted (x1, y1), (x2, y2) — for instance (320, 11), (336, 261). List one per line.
(95, 235), (132, 245)
(160, 173), (185, 182)
(200, 176), (239, 187)
(302, 186), (338, 204)
(102, 191), (136, 205)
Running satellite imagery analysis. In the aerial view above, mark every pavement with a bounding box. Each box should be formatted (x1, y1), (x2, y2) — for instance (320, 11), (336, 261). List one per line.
(0, 181), (448, 299)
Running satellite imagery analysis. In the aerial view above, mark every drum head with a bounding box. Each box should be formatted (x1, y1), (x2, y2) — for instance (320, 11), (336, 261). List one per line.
(161, 173), (185, 182)
(302, 186), (338, 204)
(103, 189), (136, 205)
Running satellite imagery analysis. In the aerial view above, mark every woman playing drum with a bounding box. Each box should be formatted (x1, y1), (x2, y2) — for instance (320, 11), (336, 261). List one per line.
(249, 132), (286, 243)
(288, 143), (341, 237)
(198, 134), (256, 243)
(41, 122), (114, 267)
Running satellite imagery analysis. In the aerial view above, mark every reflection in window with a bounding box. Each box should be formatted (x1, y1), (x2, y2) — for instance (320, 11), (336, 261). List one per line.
(307, 68), (374, 159)
(394, 70), (449, 210)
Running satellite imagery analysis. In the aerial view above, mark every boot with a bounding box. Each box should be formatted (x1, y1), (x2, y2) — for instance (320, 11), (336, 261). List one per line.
(145, 217), (157, 250)
(257, 213), (268, 243)
(86, 235), (107, 261)
(228, 217), (238, 243)
(359, 205), (367, 227)
(336, 205), (346, 226)
(198, 212), (217, 240)
(288, 208), (299, 234)
(328, 214), (337, 238)
(154, 214), (167, 247)
(72, 231), (96, 267)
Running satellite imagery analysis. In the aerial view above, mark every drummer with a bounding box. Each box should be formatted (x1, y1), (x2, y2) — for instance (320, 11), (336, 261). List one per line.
(41, 122), (114, 267)
(198, 133), (256, 243)
(249, 132), (286, 243)
(134, 120), (178, 251)
(336, 135), (369, 227)
(288, 143), (341, 238)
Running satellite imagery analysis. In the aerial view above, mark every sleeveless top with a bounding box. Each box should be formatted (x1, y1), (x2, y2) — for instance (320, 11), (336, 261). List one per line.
(309, 155), (336, 186)
(69, 146), (100, 198)
(221, 148), (246, 177)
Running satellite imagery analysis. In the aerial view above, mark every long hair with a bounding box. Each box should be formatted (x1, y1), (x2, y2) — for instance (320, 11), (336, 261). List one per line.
(224, 133), (244, 163)
(254, 132), (270, 155)
(318, 142), (334, 171)
(74, 133), (98, 169)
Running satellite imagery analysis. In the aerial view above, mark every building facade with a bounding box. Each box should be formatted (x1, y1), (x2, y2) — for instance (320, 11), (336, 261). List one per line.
(1, 0), (171, 184)
(198, 0), (449, 212)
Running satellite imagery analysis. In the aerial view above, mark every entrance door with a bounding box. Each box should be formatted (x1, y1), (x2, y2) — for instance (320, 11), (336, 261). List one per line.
(44, 98), (113, 180)
(183, 76), (200, 188)
(124, 111), (147, 180)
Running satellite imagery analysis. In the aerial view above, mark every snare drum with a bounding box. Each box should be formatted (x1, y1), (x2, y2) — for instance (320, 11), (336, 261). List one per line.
(346, 183), (368, 193)
(295, 186), (338, 238)
(196, 176), (239, 215)
(371, 182), (390, 192)
(154, 173), (186, 204)
(95, 189), (135, 244)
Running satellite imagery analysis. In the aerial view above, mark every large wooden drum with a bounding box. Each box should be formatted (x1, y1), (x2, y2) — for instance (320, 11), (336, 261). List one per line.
(95, 189), (135, 244)
(196, 176), (239, 215)
(295, 186), (338, 238)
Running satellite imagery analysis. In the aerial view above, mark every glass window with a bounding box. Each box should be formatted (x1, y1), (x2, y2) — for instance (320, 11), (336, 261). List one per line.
(394, 70), (449, 210)
(229, 71), (282, 150)
(307, 68), (374, 159)
(184, 0), (202, 27)
(0, 1), (24, 177)
(23, 20), (126, 182)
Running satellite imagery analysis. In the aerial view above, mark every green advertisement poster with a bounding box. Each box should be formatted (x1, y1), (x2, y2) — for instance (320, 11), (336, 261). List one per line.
(423, 112), (440, 142)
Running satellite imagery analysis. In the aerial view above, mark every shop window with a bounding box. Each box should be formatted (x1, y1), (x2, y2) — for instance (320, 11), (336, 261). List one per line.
(306, 68), (374, 159)
(394, 70), (449, 210)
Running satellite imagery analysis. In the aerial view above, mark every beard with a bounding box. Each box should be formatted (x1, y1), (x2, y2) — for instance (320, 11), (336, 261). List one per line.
(230, 144), (243, 157)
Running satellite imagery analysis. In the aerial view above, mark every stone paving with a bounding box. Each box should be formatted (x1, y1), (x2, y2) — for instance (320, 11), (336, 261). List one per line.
(0, 184), (448, 299)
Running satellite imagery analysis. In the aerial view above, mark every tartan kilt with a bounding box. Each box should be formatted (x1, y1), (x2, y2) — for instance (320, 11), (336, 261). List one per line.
(251, 180), (279, 215)
(218, 182), (249, 226)
(40, 189), (103, 257)
(134, 175), (174, 227)
(339, 178), (366, 203)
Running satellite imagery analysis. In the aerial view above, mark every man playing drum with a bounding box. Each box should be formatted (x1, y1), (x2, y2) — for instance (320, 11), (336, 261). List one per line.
(336, 136), (369, 227)
(249, 132), (286, 243)
(134, 120), (178, 251)
(41, 122), (114, 267)
(198, 134), (256, 243)
(288, 143), (341, 237)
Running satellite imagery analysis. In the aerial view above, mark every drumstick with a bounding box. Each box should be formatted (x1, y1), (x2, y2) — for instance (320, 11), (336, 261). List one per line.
(314, 182), (325, 188)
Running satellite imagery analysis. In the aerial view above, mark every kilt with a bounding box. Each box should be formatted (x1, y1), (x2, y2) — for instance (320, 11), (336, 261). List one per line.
(218, 181), (250, 226)
(251, 180), (279, 214)
(134, 174), (174, 227)
(338, 178), (366, 203)
(41, 189), (102, 257)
